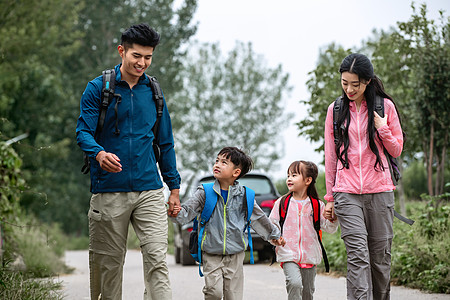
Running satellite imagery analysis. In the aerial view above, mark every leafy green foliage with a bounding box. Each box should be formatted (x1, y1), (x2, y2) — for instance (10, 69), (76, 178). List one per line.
(296, 44), (352, 153)
(171, 41), (293, 193)
(391, 194), (450, 293)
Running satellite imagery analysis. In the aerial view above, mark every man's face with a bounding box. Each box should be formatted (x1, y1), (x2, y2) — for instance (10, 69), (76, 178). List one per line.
(118, 43), (154, 81)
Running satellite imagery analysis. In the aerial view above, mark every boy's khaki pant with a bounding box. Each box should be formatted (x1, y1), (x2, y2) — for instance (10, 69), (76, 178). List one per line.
(334, 192), (394, 300)
(202, 251), (245, 300)
(88, 188), (171, 300)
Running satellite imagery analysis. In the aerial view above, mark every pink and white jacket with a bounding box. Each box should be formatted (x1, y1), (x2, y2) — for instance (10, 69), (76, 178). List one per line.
(269, 197), (338, 265)
(324, 98), (403, 202)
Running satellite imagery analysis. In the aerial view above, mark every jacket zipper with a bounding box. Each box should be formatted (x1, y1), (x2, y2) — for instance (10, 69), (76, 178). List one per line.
(129, 91), (134, 190)
(222, 190), (228, 254)
(357, 110), (363, 193)
(299, 201), (305, 262)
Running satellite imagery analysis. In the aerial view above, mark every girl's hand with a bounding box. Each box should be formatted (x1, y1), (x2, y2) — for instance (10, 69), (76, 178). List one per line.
(272, 237), (286, 247)
(324, 202), (337, 222)
(374, 111), (388, 129)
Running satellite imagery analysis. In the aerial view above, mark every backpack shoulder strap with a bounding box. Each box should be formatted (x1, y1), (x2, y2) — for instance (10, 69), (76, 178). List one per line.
(310, 197), (321, 232)
(96, 69), (116, 138)
(148, 76), (165, 162)
(278, 193), (292, 235)
(244, 186), (255, 222)
(310, 197), (330, 272)
(148, 76), (164, 126)
(333, 96), (343, 145)
(200, 183), (218, 226)
(243, 186), (256, 264)
(374, 95), (384, 118)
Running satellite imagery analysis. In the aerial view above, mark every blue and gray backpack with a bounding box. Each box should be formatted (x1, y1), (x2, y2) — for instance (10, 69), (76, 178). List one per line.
(188, 182), (255, 276)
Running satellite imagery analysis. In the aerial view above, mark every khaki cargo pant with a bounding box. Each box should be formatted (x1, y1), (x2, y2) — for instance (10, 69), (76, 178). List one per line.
(334, 192), (394, 300)
(88, 188), (171, 300)
(202, 251), (245, 300)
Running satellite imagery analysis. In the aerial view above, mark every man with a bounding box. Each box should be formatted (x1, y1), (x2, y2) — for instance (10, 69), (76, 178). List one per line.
(76, 23), (180, 300)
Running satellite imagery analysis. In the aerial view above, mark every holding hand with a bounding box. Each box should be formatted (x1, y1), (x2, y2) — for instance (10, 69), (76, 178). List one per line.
(167, 189), (181, 217)
(324, 202), (337, 222)
(272, 236), (286, 247)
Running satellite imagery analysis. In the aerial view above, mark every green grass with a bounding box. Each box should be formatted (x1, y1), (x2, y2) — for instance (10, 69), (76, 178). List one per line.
(0, 269), (63, 300)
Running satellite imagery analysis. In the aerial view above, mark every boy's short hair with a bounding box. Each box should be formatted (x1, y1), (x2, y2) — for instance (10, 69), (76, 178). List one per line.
(217, 147), (253, 179)
(121, 23), (160, 50)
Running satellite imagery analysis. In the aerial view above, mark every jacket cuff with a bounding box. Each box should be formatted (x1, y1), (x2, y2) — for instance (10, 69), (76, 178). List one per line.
(324, 194), (334, 202)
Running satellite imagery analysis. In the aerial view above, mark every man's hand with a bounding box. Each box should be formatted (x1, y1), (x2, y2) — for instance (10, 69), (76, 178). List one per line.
(272, 236), (286, 247)
(324, 202), (337, 222)
(167, 189), (180, 217)
(96, 151), (122, 173)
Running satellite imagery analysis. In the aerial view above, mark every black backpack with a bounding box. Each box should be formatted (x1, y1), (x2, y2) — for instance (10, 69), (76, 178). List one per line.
(333, 96), (414, 225)
(81, 69), (164, 174)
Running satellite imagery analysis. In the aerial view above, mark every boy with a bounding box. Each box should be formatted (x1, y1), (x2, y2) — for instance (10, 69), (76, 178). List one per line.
(173, 147), (284, 300)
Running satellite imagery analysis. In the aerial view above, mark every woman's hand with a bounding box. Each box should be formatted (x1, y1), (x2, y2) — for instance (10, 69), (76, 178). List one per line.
(374, 111), (388, 129)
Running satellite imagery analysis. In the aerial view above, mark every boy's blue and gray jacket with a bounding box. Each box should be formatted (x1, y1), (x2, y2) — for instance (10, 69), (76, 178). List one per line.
(76, 64), (181, 193)
(174, 180), (281, 255)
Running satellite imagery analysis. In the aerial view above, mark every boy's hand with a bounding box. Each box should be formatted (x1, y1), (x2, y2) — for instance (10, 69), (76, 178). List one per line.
(167, 189), (180, 217)
(171, 205), (181, 217)
(272, 236), (286, 247)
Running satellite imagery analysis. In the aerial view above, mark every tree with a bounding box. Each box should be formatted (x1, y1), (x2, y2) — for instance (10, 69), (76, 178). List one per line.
(394, 4), (449, 195)
(171, 41), (293, 194)
(296, 43), (352, 154)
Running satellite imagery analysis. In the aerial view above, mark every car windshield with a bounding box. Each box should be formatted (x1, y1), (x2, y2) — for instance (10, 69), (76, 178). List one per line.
(199, 175), (273, 195)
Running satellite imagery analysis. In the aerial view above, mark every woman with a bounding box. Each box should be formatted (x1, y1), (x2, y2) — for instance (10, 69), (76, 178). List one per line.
(324, 53), (404, 300)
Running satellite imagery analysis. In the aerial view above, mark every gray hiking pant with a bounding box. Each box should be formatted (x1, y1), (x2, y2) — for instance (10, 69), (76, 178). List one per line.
(88, 188), (171, 300)
(282, 262), (316, 300)
(334, 192), (394, 300)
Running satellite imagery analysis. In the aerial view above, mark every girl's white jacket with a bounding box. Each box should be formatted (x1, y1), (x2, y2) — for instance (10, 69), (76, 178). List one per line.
(269, 196), (338, 265)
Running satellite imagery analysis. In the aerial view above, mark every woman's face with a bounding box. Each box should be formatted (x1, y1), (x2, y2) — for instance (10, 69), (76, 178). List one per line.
(341, 71), (370, 103)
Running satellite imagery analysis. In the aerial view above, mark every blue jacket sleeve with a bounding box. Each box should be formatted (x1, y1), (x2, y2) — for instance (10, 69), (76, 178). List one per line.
(155, 96), (181, 190)
(76, 80), (104, 159)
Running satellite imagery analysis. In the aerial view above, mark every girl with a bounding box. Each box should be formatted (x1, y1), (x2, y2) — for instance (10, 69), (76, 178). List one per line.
(323, 53), (404, 300)
(269, 160), (338, 300)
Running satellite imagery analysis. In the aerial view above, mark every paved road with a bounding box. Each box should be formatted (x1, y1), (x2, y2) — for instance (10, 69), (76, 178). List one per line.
(60, 250), (449, 300)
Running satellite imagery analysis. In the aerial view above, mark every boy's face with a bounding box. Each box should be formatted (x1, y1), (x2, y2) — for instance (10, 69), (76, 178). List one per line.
(213, 154), (241, 181)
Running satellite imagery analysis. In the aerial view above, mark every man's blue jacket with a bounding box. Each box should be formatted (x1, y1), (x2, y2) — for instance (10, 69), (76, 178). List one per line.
(76, 64), (181, 193)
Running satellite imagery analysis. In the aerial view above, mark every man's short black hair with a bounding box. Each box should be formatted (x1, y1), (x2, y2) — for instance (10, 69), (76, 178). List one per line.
(217, 147), (253, 179)
(121, 23), (160, 49)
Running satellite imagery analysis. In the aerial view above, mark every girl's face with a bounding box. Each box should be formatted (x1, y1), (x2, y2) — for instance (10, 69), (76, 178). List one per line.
(286, 168), (309, 194)
(341, 71), (370, 103)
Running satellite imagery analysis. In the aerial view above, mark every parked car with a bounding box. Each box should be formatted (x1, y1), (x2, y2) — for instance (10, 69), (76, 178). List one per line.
(173, 171), (280, 265)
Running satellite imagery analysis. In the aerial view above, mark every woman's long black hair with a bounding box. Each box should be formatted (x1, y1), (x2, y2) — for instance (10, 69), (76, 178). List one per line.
(335, 53), (404, 171)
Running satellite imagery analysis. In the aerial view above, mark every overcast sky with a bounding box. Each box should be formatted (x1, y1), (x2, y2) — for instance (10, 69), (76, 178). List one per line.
(189, 0), (449, 180)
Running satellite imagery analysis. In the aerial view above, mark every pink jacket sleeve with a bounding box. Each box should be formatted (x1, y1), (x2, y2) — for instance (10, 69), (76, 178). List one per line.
(324, 103), (337, 202)
(377, 99), (403, 158)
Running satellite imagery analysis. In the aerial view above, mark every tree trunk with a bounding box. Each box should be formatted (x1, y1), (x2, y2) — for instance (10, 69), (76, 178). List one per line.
(435, 154), (440, 196)
(427, 123), (434, 196)
(439, 132), (448, 195)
